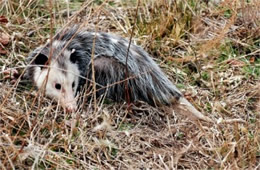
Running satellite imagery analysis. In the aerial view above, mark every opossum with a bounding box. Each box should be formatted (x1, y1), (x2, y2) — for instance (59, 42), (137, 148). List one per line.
(24, 25), (211, 122)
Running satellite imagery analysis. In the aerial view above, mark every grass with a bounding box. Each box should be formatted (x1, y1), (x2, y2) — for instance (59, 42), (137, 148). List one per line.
(0, 0), (259, 169)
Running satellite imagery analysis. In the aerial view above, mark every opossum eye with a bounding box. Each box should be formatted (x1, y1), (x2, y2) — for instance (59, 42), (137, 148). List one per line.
(55, 83), (61, 90)
(34, 53), (48, 67)
(72, 81), (75, 88)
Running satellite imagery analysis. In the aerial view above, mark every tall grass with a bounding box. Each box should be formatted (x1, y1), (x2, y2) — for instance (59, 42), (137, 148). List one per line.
(0, 0), (259, 169)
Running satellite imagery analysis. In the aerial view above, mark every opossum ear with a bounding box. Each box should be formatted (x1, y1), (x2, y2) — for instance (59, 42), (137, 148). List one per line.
(34, 53), (48, 66)
(70, 49), (77, 64)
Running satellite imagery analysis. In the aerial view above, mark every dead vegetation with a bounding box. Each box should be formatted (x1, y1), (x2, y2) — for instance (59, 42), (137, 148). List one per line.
(0, 0), (259, 169)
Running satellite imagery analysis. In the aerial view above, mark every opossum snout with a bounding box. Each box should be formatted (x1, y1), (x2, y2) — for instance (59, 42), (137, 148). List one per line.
(63, 102), (77, 113)
(61, 95), (77, 113)
(65, 103), (77, 113)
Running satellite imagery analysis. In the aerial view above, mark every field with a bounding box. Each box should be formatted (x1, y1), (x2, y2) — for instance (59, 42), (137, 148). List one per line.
(0, 0), (259, 169)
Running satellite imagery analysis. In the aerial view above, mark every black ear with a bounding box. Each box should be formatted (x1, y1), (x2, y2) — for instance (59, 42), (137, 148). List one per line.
(70, 50), (78, 64)
(34, 53), (48, 66)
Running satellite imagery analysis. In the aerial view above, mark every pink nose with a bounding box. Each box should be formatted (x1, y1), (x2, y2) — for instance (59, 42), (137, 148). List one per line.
(65, 103), (77, 113)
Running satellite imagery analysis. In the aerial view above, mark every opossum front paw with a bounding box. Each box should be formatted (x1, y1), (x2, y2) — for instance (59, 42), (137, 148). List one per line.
(2, 68), (20, 83)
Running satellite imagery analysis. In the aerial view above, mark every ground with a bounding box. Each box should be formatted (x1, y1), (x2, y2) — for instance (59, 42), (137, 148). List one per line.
(0, 0), (259, 169)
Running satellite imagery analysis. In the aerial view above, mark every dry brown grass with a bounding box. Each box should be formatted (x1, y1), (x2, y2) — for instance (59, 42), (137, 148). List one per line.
(0, 0), (259, 169)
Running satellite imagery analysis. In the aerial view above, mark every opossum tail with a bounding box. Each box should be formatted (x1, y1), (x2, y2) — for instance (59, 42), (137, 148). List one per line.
(173, 97), (213, 122)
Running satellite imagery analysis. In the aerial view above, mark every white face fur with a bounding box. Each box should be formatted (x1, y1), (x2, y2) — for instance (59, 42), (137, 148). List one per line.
(33, 48), (80, 112)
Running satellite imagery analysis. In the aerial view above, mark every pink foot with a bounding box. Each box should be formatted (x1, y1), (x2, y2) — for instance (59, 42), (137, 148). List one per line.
(3, 68), (20, 83)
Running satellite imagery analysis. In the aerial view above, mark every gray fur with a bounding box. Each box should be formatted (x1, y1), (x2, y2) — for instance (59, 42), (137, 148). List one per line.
(25, 25), (182, 106)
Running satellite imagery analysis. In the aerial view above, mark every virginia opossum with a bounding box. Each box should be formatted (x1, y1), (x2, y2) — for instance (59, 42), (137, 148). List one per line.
(25, 25), (211, 122)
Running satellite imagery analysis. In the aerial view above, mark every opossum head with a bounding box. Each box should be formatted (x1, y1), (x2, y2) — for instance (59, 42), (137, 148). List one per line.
(26, 43), (80, 112)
